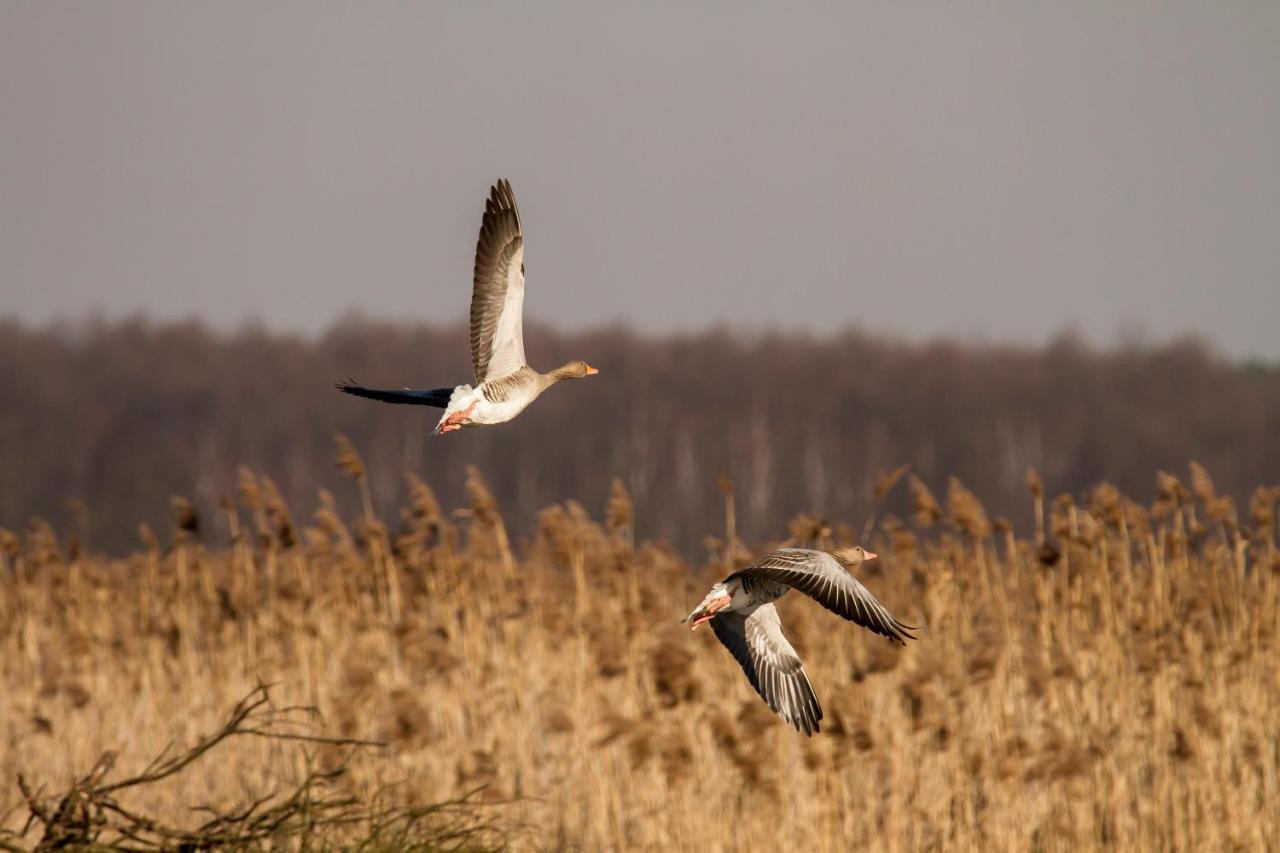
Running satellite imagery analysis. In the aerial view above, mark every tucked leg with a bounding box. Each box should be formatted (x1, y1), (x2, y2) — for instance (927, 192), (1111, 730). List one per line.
(438, 401), (478, 433)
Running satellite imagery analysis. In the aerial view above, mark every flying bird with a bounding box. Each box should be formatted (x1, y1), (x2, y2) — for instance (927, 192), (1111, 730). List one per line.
(683, 546), (916, 735)
(336, 179), (598, 433)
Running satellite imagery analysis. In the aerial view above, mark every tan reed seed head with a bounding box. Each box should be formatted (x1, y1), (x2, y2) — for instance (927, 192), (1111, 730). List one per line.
(137, 522), (159, 553)
(1157, 470), (1189, 503)
(1206, 494), (1236, 526)
(0, 527), (19, 559)
(606, 478), (634, 534)
(260, 476), (297, 548)
(333, 433), (367, 480)
(1050, 493), (1075, 539)
(236, 465), (262, 511)
(259, 476), (285, 512)
(403, 474), (443, 529)
(946, 477), (991, 539)
(1153, 470), (1185, 521)
(1075, 510), (1103, 546)
(464, 465), (500, 526)
(1124, 499), (1152, 538)
(787, 513), (830, 545)
(1090, 482), (1124, 527)
(1026, 466), (1044, 499)
(24, 519), (64, 565)
(909, 474), (942, 528)
(1189, 461), (1216, 505)
(874, 464), (910, 500)
(312, 489), (352, 548)
(1248, 486), (1274, 531)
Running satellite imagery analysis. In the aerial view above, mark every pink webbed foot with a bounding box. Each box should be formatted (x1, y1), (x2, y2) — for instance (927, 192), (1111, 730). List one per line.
(437, 401), (478, 434)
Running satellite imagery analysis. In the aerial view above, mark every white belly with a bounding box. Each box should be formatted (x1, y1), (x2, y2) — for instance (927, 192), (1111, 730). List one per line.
(469, 389), (537, 424)
(434, 382), (538, 430)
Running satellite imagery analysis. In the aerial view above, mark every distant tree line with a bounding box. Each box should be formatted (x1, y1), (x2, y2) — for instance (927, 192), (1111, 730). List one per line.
(2, 315), (1278, 555)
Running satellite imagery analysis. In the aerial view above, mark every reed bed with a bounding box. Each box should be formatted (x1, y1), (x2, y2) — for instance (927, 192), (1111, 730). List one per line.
(1, 455), (1277, 851)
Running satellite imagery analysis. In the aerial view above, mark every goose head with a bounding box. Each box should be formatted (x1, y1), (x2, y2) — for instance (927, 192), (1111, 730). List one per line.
(549, 360), (600, 380)
(830, 545), (878, 567)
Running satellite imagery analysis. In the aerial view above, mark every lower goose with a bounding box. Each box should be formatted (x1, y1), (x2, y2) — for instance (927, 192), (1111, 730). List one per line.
(683, 546), (917, 735)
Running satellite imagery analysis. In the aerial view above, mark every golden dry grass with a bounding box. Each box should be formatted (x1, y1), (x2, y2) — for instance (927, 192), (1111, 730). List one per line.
(1, 463), (1278, 851)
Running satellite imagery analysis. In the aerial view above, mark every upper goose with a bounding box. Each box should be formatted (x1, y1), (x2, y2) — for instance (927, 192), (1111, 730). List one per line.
(337, 179), (598, 433)
(683, 546), (916, 735)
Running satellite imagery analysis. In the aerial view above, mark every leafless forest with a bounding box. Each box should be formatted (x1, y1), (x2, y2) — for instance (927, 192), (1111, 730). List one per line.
(2, 316), (1278, 555)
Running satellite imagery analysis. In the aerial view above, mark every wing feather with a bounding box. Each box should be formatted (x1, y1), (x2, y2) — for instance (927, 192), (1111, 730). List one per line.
(727, 549), (917, 645)
(710, 605), (823, 736)
(470, 179), (527, 384)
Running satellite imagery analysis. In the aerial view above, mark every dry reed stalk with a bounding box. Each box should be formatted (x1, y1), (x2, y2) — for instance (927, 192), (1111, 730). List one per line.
(400, 473), (444, 568)
(1026, 466), (1045, 546)
(465, 465), (514, 578)
(335, 436), (402, 624)
(1248, 486), (1274, 551)
(334, 433), (375, 521)
(236, 465), (263, 612)
(606, 478), (635, 552)
(0, 528), (18, 581)
(947, 476), (992, 599)
(380, 534), (405, 634)
(0, 537), (17, 629)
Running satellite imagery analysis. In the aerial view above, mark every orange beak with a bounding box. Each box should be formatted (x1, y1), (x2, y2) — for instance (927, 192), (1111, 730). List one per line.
(585, 365), (599, 375)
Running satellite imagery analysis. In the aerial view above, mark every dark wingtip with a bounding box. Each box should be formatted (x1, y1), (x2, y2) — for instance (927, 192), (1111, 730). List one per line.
(895, 618), (920, 642)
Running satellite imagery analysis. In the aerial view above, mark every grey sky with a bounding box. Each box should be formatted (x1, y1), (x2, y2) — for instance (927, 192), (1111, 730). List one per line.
(2, 3), (1278, 359)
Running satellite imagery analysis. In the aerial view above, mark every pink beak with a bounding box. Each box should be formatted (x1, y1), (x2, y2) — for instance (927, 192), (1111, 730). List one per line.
(864, 551), (879, 560)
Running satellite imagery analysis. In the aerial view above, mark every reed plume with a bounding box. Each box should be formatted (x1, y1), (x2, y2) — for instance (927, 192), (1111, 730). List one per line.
(908, 474), (941, 528)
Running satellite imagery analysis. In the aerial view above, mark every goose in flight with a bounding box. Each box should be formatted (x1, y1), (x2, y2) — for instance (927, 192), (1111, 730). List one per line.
(336, 179), (598, 433)
(683, 546), (916, 735)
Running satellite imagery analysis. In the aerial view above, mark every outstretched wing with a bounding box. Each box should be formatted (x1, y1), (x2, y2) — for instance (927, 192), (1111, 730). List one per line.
(711, 604), (823, 735)
(334, 380), (453, 408)
(469, 179), (527, 385)
(727, 549), (916, 645)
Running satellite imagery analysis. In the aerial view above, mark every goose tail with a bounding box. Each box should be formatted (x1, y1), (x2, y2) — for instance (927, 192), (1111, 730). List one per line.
(335, 380), (455, 408)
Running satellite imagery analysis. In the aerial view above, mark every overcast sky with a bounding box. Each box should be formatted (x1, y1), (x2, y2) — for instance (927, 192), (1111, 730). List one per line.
(2, 3), (1278, 359)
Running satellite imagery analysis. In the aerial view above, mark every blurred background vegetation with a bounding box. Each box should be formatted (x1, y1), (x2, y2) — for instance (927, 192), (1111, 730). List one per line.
(3, 316), (1278, 554)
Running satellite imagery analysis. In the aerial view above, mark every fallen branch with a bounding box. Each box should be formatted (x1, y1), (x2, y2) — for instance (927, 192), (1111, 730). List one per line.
(3, 684), (510, 852)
